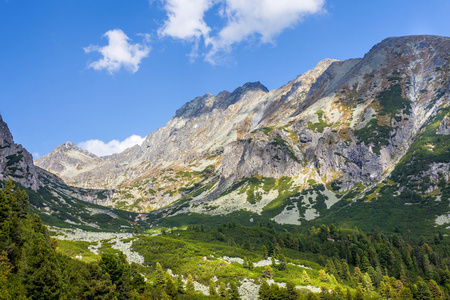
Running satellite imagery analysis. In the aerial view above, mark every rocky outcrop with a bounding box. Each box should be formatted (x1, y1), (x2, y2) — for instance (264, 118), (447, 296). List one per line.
(437, 115), (450, 135)
(0, 115), (40, 190)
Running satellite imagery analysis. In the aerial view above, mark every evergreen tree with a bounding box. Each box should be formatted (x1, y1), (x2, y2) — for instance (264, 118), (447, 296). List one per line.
(185, 274), (195, 295)
(302, 270), (311, 283)
(24, 234), (63, 300)
(80, 263), (116, 300)
(209, 278), (217, 297)
(319, 269), (328, 283)
(248, 259), (254, 271)
(133, 226), (140, 235)
(219, 282), (227, 298)
(277, 254), (286, 271)
(258, 280), (270, 300)
(98, 252), (131, 297)
(285, 281), (298, 300)
(399, 286), (413, 300)
(416, 278), (432, 300)
(228, 281), (240, 300)
(263, 266), (273, 279)
(243, 257), (248, 269)
(341, 261), (352, 283)
(346, 288), (352, 300)
(154, 262), (166, 287)
(262, 246), (269, 259)
(428, 279), (442, 300)
(354, 287), (364, 300)
(177, 276), (185, 295)
(165, 276), (177, 299)
(0, 251), (12, 300)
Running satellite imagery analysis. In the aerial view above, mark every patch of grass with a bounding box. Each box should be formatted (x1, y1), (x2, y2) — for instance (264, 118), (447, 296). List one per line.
(377, 84), (411, 117)
(6, 153), (24, 166)
(56, 240), (100, 263)
(354, 119), (391, 154)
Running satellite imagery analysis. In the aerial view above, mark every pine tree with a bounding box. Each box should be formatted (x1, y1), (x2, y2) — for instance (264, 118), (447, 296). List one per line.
(353, 267), (362, 283)
(258, 280), (270, 300)
(346, 288), (352, 300)
(416, 278), (431, 300)
(354, 287), (364, 300)
(219, 282), (227, 298)
(399, 286), (414, 299)
(341, 261), (352, 283)
(177, 276), (185, 295)
(165, 276), (177, 299)
(285, 281), (298, 300)
(248, 259), (254, 271)
(243, 257), (248, 269)
(263, 266), (273, 279)
(262, 246), (268, 259)
(133, 226), (140, 235)
(154, 262), (166, 287)
(209, 278), (217, 297)
(428, 279), (442, 300)
(361, 272), (373, 292)
(228, 281), (240, 300)
(319, 269), (328, 283)
(24, 234), (63, 300)
(0, 250), (12, 300)
(277, 254), (286, 271)
(185, 274), (195, 295)
(302, 270), (311, 283)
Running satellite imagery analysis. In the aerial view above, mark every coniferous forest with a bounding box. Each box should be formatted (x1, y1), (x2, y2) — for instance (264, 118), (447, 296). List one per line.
(2, 180), (450, 299)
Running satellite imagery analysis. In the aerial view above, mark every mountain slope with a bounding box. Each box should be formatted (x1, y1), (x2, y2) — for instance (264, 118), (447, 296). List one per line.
(36, 35), (450, 229)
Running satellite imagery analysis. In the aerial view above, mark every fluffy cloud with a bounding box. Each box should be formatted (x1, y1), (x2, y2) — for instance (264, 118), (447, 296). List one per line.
(78, 134), (145, 157)
(157, 0), (325, 63)
(159, 0), (213, 40)
(84, 29), (150, 74)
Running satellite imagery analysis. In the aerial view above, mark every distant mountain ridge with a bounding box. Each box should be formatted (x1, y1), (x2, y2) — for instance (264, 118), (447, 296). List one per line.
(33, 35), (449, 229)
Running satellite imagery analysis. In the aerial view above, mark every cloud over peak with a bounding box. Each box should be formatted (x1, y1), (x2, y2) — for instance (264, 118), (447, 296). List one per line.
(78, 134), (145, 157)
(84, 29), (150, 74)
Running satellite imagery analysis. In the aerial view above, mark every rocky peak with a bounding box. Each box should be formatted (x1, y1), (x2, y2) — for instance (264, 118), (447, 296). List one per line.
(0, 115), (13, 147)
(52, 141), (98, 158)
(35, 141), (101, 183)
(174, 82), (268, 119)
(0, 115), (40, 190)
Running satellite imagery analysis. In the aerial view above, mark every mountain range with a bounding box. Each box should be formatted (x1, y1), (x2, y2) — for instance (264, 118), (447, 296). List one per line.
(1, 34), (449, 233)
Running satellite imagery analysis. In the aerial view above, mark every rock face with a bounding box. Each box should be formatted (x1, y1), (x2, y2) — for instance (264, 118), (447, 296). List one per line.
(0, 115), (40, 190)
(36, 35), (450, 215)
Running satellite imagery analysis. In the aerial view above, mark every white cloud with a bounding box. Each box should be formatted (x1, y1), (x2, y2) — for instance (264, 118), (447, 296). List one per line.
(78, 134), (145, 157)
(157, 0), (325, 63)
(159, 0), (213, 40)
(32, 152), (40, 160)
(84, 29), (151, 74)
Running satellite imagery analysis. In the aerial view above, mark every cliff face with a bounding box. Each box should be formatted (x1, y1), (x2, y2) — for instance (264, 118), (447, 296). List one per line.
(0, 116), (40, 190)
(36, 35), (450, 216)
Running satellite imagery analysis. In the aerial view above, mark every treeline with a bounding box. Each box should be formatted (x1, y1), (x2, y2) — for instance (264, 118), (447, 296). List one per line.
(203, 221), (450, 299)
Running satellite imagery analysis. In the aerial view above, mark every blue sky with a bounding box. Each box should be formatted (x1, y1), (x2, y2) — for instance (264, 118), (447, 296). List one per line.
(1, 0), (449, 158)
